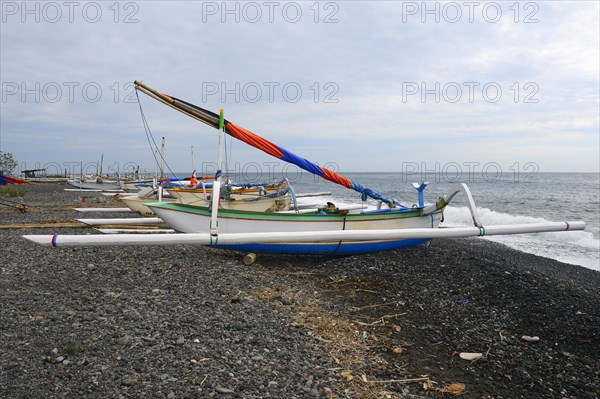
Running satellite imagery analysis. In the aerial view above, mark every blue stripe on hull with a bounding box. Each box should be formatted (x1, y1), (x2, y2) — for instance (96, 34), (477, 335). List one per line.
(212, 238), (431, 255)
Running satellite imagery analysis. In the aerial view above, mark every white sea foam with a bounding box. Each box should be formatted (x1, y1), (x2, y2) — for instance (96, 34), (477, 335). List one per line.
(442, 206), (600, 271)
(295, 196), (599, 271)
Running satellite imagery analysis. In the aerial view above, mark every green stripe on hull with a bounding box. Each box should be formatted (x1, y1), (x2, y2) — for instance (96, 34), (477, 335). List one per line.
(146, 202), (427, 222)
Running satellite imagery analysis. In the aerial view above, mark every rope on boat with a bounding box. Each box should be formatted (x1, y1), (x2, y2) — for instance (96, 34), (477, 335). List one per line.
(135, 89), (181, 182)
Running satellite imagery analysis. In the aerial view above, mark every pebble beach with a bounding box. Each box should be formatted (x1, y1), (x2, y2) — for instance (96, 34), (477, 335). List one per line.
(1, 183), (599, 398)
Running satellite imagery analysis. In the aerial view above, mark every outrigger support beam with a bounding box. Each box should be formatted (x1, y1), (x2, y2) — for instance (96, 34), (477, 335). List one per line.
(412, 182), (429, 207)
(420, 183), (482, 227)
(210, 108), (226, 239)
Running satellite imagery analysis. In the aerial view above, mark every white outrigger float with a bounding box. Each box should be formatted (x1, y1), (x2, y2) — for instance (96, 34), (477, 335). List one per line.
(22, 81), (586, 254)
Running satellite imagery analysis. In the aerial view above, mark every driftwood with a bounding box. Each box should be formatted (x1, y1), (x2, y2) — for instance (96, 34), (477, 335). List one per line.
(0, 222), (87, 229)
(0, 198), (30, 213)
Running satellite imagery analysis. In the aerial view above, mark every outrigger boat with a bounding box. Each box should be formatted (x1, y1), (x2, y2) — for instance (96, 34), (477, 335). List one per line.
(165, 181), (293, 212)
(68, 177), (123, 191)
(121, 180), (293, 216)
(22, 81), (586, 253)
(119, 191), (176, 216)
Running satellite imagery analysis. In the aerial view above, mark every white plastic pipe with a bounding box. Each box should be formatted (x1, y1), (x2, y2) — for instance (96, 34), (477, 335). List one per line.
(210, 180), (221, 236)
(22, 221), (585, 247)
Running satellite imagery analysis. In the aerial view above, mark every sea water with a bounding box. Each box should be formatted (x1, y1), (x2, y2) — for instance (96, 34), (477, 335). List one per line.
(288, 172), (600, 271)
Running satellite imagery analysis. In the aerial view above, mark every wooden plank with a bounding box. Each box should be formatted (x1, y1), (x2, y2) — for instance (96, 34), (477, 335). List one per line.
(0, 222), (169, 230)
(0, 222), (87, 229)
(77, 217), (163, 226)
(96, 228), (176, 234)
(74, 207), (132, 213)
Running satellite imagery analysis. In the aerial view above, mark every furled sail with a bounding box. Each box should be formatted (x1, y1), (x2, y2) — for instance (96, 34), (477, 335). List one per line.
(134, 80), (407, 208)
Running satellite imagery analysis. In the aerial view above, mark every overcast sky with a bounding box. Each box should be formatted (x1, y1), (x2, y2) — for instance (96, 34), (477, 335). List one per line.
(1, 0), (598, 177)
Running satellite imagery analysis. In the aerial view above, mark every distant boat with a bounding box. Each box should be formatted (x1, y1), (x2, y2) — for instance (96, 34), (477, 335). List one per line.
(121, 182), (291, 216)
(68, 177), (122, 191)
(120, 193), (174, 216)
(166, 182), (291, 212)
(0, 175), (29, 185)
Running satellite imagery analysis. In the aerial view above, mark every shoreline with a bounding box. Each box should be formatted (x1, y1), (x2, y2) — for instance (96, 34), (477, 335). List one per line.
(1, 183), (599, 398)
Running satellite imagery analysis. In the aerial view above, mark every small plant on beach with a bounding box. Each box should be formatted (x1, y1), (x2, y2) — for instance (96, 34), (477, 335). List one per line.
(0, 151), (18, 175)
(0, 186), (26, 197)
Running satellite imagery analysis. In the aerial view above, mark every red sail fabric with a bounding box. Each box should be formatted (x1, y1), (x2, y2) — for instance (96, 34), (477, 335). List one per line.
(321, 168), (353, 189)
(227, 123), (285, 159)
(228, 122), (354, 189)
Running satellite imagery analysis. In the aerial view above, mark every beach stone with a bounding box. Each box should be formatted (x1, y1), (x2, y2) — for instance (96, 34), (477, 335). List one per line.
(122, 377), (137, 386)
(521, 335), (540, 342)
(127, 309), (142, 320)
(215, 387), (235, 394)
(64, 340), (84, 356)
(459, 353), (483, 361)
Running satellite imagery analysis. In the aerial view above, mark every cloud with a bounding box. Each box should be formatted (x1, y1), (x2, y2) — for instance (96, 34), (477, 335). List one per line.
(1, 1), (598, 173)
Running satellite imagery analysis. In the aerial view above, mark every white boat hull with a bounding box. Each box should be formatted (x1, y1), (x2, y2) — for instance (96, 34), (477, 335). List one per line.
(120, 196), (165, 216)
(146, 202), (442, 254)
(69, 179), (121, 191)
